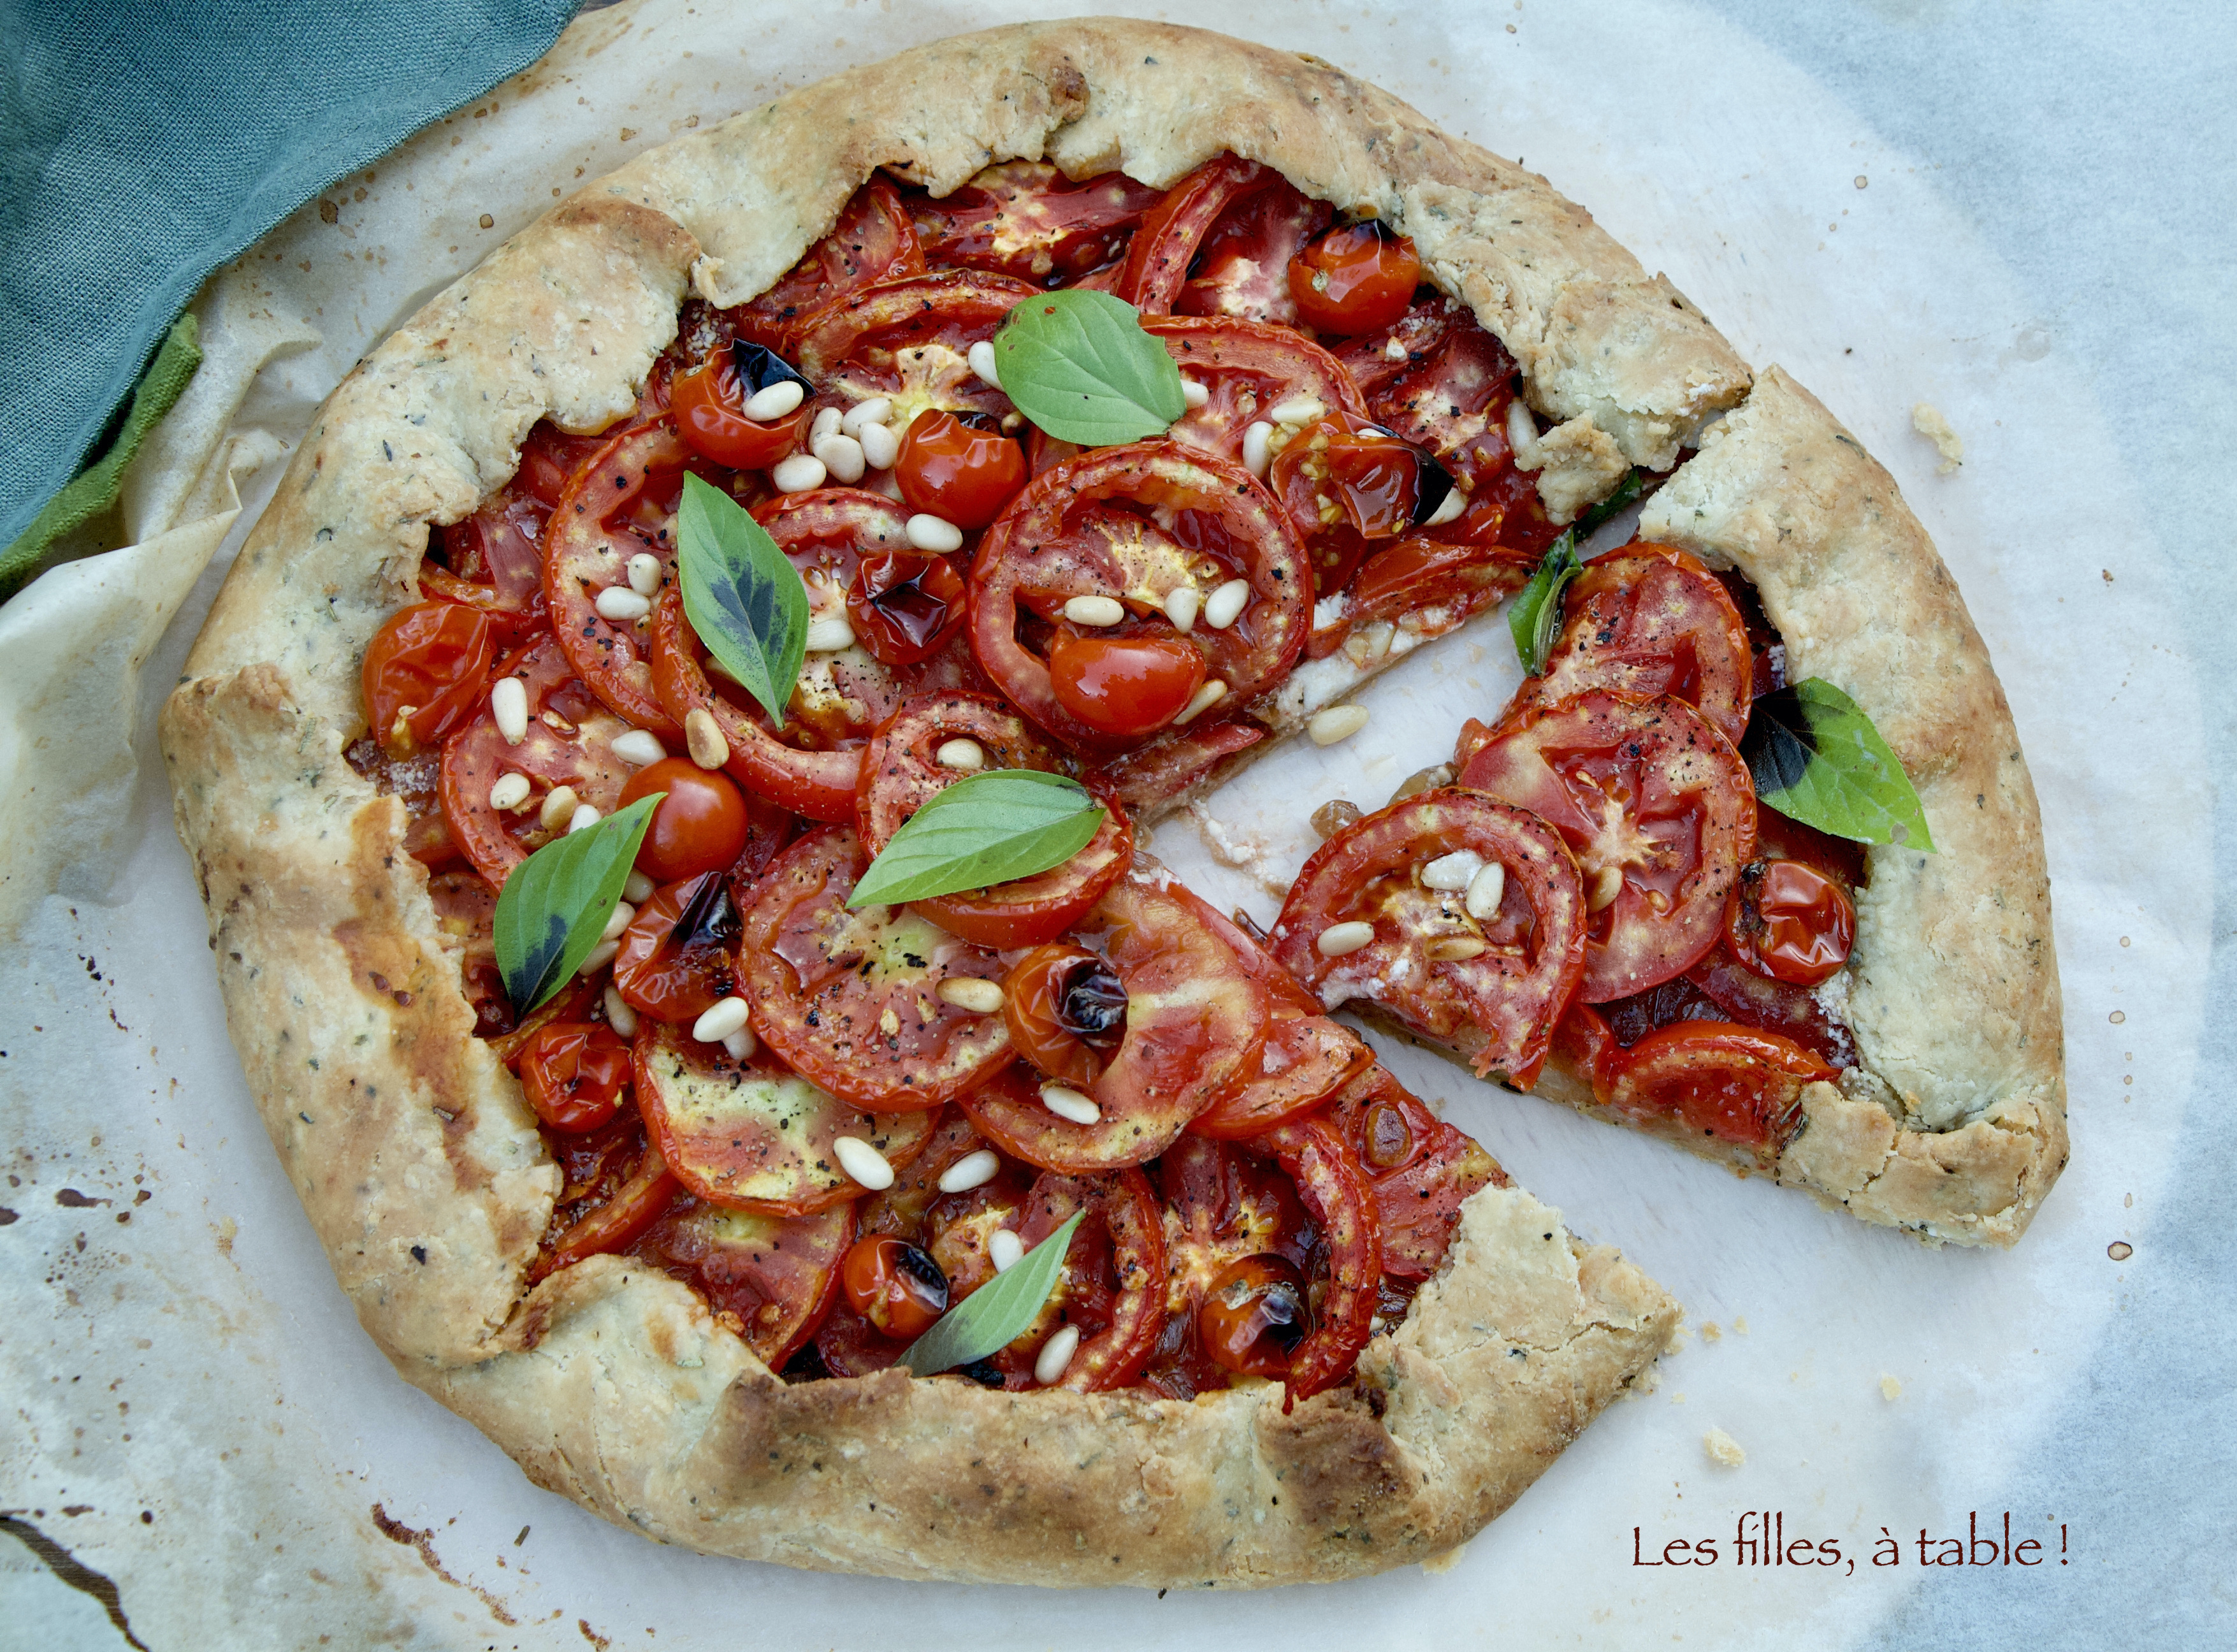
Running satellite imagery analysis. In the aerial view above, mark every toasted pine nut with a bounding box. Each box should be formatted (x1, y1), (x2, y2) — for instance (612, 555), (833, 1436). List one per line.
(1062, 594), (1125, 627)
(967, 339), (1003, 388)
(626, 552), (663, 596)
(1421, 850), (1484, 892)
(602, 985), (639, 1038)
(623, 869), (656, 905)
(1588, 865), (1625, 911)
(771, 453), (827, 493)
(595, 586), (651, 623)
(935, 737), (985, 771)
(743, 379), (805, 421)
(1242, 420), (1273, 477)
(905, 513), (964, 553)
(1180, 377), (1210, 408)
(684, 706), (728, 769)
(805, 615), (857, 653)
(832, 1135), (896, 1191)
(936, 976), (1006, 1014)
(858, 420), (901, 470)
(841, 397), (892, 435)
(990, 1228), (1025, 1273)
(1202, 578), (1251, 630)
(610, 728), (666, 766)
(488, 772), (531, 812)
(1039, 1084), (1101, 1125)
(692, 996), (750, 1043)
(1308, 704), (1370, 746)
(1175, 679), (1227, 724)
(1466, 861), (1508, 920)
(1317, 920), (1375, 957)
(1428, 936), (1488, 962)
(938, 1150), (1001, 1194)
(600, 900), (636, 943)
(491, 677), (530, 744)
(539, 785), (580, 832)
(1163, 584), (1201, 632)
(1035, 1323), (1081, 1386)
(567, 803), (602, 834)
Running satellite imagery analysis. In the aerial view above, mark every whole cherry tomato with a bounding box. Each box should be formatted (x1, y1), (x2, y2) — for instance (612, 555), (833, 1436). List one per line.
(845, 551), (968, 666)
(670, 353), (811, 471)
(1198, 1254), (1311, 1379)
(1002, 943), (1128, 1088)
(839, 1234), (950, 1340)
(1287, 221), (1422, 335)
(363, 601), (493, 750)
(516, 1022), (633, 1133)
(618, 757), (750, 882)
(1728, 859), (1856, 987)
(893, 409), (1027, 528)
(1046, 632), (1206, 741)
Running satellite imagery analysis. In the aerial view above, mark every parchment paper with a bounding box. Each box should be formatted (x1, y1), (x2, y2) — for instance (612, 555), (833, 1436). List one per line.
(1, 1), (2219, 1646)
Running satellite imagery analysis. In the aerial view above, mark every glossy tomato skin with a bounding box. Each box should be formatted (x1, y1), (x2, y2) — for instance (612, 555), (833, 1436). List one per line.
(894, 409), (1027, 528)
(363, 602), (494, 750)
(1198, 1254), (1311, 1379)
(1254, 1117), (1383, 1410)
(1287, 221), (1422, 335)
(536, 1140), (681, 1281)
(1046, 632), (1206, 739)
(845, 552), (967, 666)
(1607, 1022), (1834, 1157)
(1728, 859), (1856, 987)
(670, 354), (810, 470)
(517, 1022), (633, 1133)
(617, 757), (750, 882)
(612, 872), (742, 1025)
(1002, 943), (1127, 1088)
(839, 1234), (950, 1340)
(1324, 1062), (1503, 1280)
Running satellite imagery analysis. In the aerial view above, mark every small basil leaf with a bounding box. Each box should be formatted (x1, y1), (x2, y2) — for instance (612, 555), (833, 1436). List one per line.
(1576, 467), (1644, 536)
(900, 1210), (1084, 1377)
(1743, 678), (1936, 851)
(1508, 529), (1581, 676)
(492, 792), (663, 1015)
(676, 472), (809, 729)
(847, 770), (1106, 909)
(732, 341), (814, 397)
(993, 289), (1187, 447)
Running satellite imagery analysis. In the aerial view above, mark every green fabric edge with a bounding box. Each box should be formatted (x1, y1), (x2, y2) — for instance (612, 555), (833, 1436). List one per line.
(0, 314), (203, 602)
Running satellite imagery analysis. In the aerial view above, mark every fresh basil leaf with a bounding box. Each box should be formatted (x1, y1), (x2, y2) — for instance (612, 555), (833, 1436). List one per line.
(847, 770), (1106, 909)
(992, 289), (1187, 447)
(676, 472), (809, 729)
(1743, 678), (1936, 851)
(493, 793), (663, 1015)
(1576, 467), (1643, 536)
(731, 341), (814, 397)
(1509, 529), (1581, 676)
(900, 1210), (1084, 1377)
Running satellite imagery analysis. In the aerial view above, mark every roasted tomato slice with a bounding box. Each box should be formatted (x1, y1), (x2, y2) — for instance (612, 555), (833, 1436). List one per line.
(1254, 1117), (1382, 1409)
(364, 600), (495, 750)
(1287, 219), (1422, 336)
(538, 1138), (681, 1280)
(633, 1018), (939, 1215)
(1143, 315), (1368, 468)
(1087, 717), (1266, 816)
(1727, 859), (1856, 987)
(855, 691), (1133, 948)
(1457, 691), (1757, 1003)
(1334, 294), (1522, 490)
(955, 873), (1268, 1171)
(969, 441), (1310, 750)
(611, 871), (743, 1025)
(1511, 544), (1755, 747)
(1265, 411), (1447, 598)
(518, 1021), (633, 1133)
(634, 1198), (852, 1368)
(911, 160), (1166, 285)
(437, 635), (635, 887)
(1324, 1064), (1504, 1280)
(793, 271), (1036, 430)
(1120, 155), (1329, 322)
(1008, 1168), (1167, 1391)
(1143, 1133), (1315, 1399)
(1607, 1022), (1834, 1156)
(1271, 788), (1589, 1087)
(420, 421), (597, 638)
(728, 177), (924, 349)
(735, 824), (1014, 1111)
(669, 351), (812, 472)
(542, 419), (696, 739)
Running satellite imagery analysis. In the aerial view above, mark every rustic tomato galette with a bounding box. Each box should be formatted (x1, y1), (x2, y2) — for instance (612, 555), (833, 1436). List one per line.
(161, 18), (2059, 1589)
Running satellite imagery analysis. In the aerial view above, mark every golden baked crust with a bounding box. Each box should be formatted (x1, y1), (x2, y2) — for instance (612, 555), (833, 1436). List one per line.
(161, 20), (1700, 1584)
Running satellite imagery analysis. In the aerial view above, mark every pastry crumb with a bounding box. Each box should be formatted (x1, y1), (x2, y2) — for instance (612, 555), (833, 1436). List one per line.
(1704, 1428), (1746, 1468)
(1700, 1321), (1721, 1343)
(1667, 1324), (1690, 1352)
(1732, 1316), (1749, 1335)
(1911, 402), (1964, 474)
(1879, 1375), (1903, 1402)
(1421, 1542), (1468, 1574)
(215, 1215), (238, 1257)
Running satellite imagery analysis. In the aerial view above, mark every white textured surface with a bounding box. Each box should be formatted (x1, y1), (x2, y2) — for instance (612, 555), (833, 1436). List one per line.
(1, 1), (2223, 1646)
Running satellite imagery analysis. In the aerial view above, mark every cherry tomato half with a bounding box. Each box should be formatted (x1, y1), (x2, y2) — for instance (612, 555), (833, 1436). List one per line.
(611, 871), (742, 1025)
(363, 602), (493, 750)
(845, 551), (968, 667)
(1607, 1022), (1835, 1156)
(794, 271), (1037, 430)
(670, 352), (811, 471)
(1002, 943), (1128, 1088)
(894, 409), (1027, 529)
(1727, 859), (1856, 987)
(516, 1022), (632, 1133)
(840, 1234), (950, 1340)
(1287, 221), (1423, 335)
(1046, 632), (1206, 740)
(1198, 1254), (1311, 1379)
(617, 757), (749, 883)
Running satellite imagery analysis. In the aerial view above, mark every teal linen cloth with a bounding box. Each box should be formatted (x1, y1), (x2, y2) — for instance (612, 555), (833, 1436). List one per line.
(0, 0), (581, 558)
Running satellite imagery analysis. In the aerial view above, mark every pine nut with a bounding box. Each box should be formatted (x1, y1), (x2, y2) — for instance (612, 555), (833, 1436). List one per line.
(1317, 920), (1375, 957)
(623, 869), (656, 905)
(1034, 1323), (1081, 1386)
(626, 551), (662, 596)
(488, 772), (531, 811)
(600, 899), (636, 943)
(1423, 486), (1466, 528)
(1466, 861), (1508, 920)
(1269, 393), (1326, 425)
(990, 1228), (1025, 1273)
(1062, 594), (1125, 627)
(805, 615), (857, 653)
(683, 707), (727, 769)
(936, 976), (1005, 1014)
(610, 728), (666, 766)
(841, 396), (892, 435)
(602, 985), (639, 1038)
(858, 420), (901, 470)
(539, 785), (579, 832)
(577, 938), (619, 975)
(491, 677), (530, 744)
(1164, 584), (1200, 632)
(1242, 420), (1273, 477)
(1308, 704), (1370, 746)
(1203, 578), (1251, 629)
(693, 996), (750, 1043)
(1175, 679), (1227, 724)
(811, 405), (844, 441)
(1040, 1083), (1101, 1125)
(722, 1027), (758, 1061)
(938, 1150), (1001, 1194)
(934, 738), (985, 771)
(1588, 865), (1625, 912)
(567, 803), (602, 834)
(967, 338), (1003, 388)
(1428, 936), (1488, 962)
(832, 1135), (896, 1191)
(1421, 850), (1484, 892)
(1181, 377), (1210, 409)
(1507, 400), (1541, 470)
(771, 453), (827, 493)
(743, 379), (805, 421)
(906, 513), (964, 553)
(812, 430), (866, 483)
(595, 586), (651, 623)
